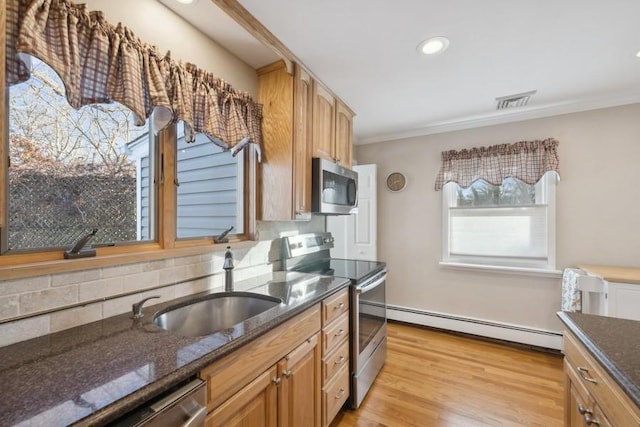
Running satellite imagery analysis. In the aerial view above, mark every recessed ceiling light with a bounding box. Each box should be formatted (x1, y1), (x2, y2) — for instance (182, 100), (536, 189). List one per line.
(174, 0), (196, 4)
(417, 37), (450, 55)
(636, 50), (640, 58)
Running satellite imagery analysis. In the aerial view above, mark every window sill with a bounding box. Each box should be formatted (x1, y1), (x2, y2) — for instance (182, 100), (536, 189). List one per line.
(0, 240), (258, 281)
(439, 261), (562, 278)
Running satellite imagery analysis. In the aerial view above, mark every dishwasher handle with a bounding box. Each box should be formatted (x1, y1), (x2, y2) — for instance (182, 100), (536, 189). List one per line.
(182, 406), (207, 427)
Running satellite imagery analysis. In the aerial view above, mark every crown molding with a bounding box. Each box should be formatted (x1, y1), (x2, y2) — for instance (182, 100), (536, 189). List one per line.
(356, 93), (640, 145)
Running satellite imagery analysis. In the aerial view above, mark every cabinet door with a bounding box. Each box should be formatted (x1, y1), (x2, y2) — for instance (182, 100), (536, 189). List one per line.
(278, 333), (321, 427)
(334, 100), (354, 168)
(567, 380), (590, 427)
(312, 81), (336, 161)
(206, 366), (278, 427)
(257, 61), (294, 221)
(293, 66), (313, 219)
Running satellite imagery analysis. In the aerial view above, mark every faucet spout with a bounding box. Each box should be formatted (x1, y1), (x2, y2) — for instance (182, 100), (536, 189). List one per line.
(223, 246), (234, 291)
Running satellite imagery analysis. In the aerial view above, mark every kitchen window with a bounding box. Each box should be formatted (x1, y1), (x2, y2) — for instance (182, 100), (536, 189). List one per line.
(1, 60), (251, 260)
(4, 59), (155, 253)
(175, 123), (245, 239)
(441, 173), (557, 272)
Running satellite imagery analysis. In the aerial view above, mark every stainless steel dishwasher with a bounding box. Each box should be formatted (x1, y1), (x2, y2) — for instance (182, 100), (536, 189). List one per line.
(111, 378), (206, 426)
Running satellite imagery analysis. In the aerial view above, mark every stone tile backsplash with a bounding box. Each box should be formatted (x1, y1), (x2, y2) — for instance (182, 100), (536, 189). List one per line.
(0, 217), (326, 347)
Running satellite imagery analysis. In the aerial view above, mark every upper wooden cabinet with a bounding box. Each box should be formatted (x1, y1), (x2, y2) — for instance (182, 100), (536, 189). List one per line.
(257, 61), (355, 220)
(257, 61), (311, 220)
(293, 66), (313, 219)
(311, 81), (336, 162)
(334, 100), (354, 168)
(312, 81), (354, 168)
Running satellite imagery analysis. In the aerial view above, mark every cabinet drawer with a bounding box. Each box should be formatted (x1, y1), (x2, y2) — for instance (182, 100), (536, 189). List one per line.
(322, 289), (349, 326)
(322, 312), (349, 354)
(322, 338), (349, 384)
(322, 364), (349, 426)
(564, 330), (640, 427)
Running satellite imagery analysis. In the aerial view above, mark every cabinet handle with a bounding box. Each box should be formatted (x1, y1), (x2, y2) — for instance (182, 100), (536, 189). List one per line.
(577, 404), (592, 415)
(283, 370), (292, 378)
(334, 302), (345, 310)
(334, 388), (345, 400)
(584, 413), (600, 426)
(577, 367), (598, 384)
(334, 329), (346, 337)
(334, 355), (346, 365)
(272, 377), (282, 386)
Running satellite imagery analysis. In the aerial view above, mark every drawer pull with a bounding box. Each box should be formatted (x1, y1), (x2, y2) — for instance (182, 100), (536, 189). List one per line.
(334, 329), (346, 337)
(334, 388), (346, 400)
(577, 367), (598, 384)
(577, 404), (593, 415)
(283, 370), (292, 378)
(334, 302), (345, 310)
(272, 377), (282, 386)
(334, 355), (346, 365)
(584, 413), (600, 426)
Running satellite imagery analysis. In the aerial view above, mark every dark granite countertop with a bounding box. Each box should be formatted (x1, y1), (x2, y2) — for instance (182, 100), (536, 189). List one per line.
(557, 311), (640, 408)
(0, 272), (350, 426)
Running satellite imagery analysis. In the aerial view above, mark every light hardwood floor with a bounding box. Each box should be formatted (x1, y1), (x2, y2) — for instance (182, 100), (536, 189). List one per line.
(333, 321), (564, 427)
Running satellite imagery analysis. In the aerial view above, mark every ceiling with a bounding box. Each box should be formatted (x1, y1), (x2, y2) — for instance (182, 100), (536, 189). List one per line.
(160, 0), (640, 144)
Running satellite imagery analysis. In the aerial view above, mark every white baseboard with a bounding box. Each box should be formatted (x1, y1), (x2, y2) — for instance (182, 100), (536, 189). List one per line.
(387, 304), (563, 350)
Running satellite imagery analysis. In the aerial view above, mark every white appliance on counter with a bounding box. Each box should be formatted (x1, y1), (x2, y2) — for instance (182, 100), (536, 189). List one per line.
(562, 268), (640, 321)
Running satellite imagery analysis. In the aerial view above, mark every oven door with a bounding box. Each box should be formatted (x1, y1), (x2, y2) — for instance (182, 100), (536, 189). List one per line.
(352, 269), (387, 374)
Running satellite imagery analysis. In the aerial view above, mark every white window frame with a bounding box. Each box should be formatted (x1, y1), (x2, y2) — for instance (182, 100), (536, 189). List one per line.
(440, 173), (558, 275)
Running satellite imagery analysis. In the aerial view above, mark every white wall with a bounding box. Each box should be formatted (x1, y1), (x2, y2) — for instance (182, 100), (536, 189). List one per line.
(83, 0), (258, 95)
(355, 104), (640, 337)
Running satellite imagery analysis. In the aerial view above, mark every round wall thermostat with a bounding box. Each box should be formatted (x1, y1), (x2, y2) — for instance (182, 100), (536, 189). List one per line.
(386, 172), (407, 192)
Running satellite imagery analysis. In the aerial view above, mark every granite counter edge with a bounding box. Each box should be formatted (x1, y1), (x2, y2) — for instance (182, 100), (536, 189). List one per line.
(557, 311), (640, 408)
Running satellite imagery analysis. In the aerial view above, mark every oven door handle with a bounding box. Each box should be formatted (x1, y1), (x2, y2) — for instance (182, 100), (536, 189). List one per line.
(356, 273), (387, 294)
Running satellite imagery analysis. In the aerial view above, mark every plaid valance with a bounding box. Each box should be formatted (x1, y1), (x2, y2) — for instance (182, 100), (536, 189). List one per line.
(6, 0), (263, 159)
(434, 138), (560, 190)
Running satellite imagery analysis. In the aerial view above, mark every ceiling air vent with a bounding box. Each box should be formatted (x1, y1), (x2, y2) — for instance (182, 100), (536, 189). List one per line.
(495, 90), (537, 110)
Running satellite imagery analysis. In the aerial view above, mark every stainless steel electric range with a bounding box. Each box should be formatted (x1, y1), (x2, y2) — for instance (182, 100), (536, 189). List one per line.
(279, 232), (387, 409)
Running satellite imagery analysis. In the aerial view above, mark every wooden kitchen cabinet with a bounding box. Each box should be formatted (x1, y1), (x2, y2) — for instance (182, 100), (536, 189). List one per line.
(563, 330), (640, 426)
(312, 81), (336, 163)
(257, 60), (312, 220)
(278, 334), (322, 427)
(312, 82), (354, 168)
(334, 100), (354, 168)
(320, 288), (350, 426)
(206, 366), (278, 427)
(200, 304), (323, 426)
(258, 61), (355, 220)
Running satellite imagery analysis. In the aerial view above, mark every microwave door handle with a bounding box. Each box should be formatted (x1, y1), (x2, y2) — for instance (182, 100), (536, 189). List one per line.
(356, 274), (387, 294)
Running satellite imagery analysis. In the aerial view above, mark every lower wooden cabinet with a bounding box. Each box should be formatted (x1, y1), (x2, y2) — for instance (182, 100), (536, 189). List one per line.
(278, 334), (322, 427)
(200, 303), (325, 426)
(320, 288), (350, 426)
(206, 366), (278, 427)
(563, 330), (639, 426)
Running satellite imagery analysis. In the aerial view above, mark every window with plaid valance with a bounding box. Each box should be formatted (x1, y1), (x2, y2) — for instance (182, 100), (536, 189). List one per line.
(5, 0), (263, 159)
(434, 138), (560, 190)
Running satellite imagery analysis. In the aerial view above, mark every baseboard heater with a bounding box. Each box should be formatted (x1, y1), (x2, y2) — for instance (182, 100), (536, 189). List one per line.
(387, 304), (563, 350)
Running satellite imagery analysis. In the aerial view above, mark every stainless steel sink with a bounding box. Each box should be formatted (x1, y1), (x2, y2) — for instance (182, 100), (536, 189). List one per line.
(153, 292), (282, 337)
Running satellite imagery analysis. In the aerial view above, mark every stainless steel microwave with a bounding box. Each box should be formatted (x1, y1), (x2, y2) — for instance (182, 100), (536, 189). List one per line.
(311, 157), (358, 215)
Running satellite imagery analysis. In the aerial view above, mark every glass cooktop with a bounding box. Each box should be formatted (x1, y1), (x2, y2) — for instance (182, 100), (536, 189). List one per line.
(295, 258), (386, 284)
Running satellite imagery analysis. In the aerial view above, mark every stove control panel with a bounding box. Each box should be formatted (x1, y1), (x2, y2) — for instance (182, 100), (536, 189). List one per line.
(283, 232), (334, 258)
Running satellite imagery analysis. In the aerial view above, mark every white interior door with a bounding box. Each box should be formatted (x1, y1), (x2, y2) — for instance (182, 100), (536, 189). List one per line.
(327, 164), (377, 260)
